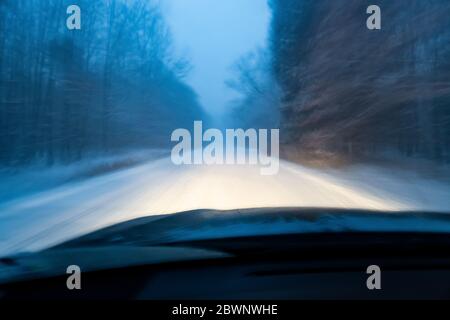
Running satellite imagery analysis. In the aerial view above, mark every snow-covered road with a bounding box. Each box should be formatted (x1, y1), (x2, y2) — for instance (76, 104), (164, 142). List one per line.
(0, 157), (449, 257)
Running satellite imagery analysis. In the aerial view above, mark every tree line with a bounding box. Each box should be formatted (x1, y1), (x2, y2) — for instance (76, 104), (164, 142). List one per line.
(0, 0), (205, 166)
(232, 0), (450, 163)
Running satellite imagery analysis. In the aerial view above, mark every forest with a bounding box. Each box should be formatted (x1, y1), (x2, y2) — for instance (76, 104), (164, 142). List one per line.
(2, 0), (450, 168)
(0, 0), (205, 166)
(273, 0), (450, 162)
(232, 0), (450, 164)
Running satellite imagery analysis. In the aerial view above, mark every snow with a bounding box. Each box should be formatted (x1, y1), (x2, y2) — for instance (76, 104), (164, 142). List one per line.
(0, 149), (167, 203)
(0, 156), (449, 257)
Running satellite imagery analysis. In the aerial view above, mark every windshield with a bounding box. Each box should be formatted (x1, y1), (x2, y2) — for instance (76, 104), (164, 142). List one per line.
(0, 0), (450, 260)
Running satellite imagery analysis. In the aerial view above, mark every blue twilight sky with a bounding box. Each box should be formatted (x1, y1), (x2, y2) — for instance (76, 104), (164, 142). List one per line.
(163, 0), (271, 116)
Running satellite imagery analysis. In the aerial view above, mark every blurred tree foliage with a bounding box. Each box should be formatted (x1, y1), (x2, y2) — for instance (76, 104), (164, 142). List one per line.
(0, 0), (204, 166)
(256, 0), (450, 162)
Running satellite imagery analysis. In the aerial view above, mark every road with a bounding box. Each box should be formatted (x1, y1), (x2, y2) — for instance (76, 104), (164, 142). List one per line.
(0, 157), (449, 256)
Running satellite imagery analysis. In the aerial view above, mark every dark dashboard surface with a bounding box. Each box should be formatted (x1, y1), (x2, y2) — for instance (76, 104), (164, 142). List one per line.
(3, 208), (450, 300)
(2, 232), (450, 300)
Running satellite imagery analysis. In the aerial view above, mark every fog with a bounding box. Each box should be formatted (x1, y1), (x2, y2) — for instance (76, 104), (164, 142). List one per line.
(163, 0), (271, 116)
